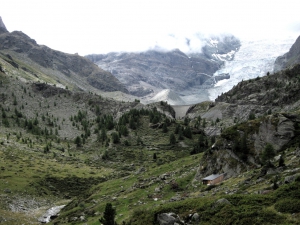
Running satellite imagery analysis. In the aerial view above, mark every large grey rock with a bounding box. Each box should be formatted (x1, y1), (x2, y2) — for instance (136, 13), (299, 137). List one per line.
(157, 212), (179, 225)
(195, 148), (246, 180)
(284, 174), (300, 184)
(212, 198), (232, 209)
(191, 213), (200, 223)
(38, 205), (66, 223)
(253, 114), (295, 154)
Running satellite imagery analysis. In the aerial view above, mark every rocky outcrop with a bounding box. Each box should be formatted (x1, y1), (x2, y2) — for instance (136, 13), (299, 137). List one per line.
(86, 35), (240, 97)
(0, 29), (128, 93)
(195, 148), (247, 180)
(195, 112), (299, 180)
(0, 16), (8, 34)
(274, 35), (300, 72)
(38, 205), (66, 223)
(212, 198), (232, 209)
(149, 89), (186, 105)
(253, 114), (296, 154)
(157, 213), (181, 225)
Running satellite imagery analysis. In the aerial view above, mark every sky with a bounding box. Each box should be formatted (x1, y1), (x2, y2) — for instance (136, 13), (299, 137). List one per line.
(1, 0), (300, 55)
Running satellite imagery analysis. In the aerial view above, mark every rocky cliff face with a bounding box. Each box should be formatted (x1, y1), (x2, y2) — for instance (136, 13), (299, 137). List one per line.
(86, 35), (240, 97)
(195, 112), (299, 179)
(274, 35), (300, 72)
(0, 16), (8, 34)
(189, 62), (300, 179)
(0, 23), (127, 93)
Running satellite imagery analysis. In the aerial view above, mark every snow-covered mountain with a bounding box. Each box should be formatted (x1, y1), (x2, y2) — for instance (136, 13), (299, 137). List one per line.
(86, 35), (240, 98)
(177, 37), (297, 104)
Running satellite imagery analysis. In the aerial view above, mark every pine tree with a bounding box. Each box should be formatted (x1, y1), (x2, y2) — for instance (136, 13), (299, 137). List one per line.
(137, 136), (142, 145)
(169, 133), (176, 145)
(174, 124), (180, 134)
(262, 143), (276, 164)
(98, 128), (107, 143)
(183, 126), (192, 139)
(278, 155), (285, 167)
(99, 203), (116, 225)
(162, 123), (168, 133)
(153, 153), (157, 160)
(111, 132), (120, 144)
(178, 127), (184, 140)
(74, 136), (82, 147)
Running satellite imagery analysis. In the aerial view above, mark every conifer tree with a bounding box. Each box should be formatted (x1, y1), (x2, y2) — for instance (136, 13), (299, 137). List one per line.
(169, 133), (176, 145)
(162, 123), (168, 133)
(99, 203), (116, 225)
(262, 143), (276, 164)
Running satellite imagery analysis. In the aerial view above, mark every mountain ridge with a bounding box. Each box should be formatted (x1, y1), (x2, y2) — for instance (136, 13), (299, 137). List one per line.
(0, 18), (128, 94)
(274, 35), (300, 72)
(0, 16), (7, 34)
(86, 35), (241, 98)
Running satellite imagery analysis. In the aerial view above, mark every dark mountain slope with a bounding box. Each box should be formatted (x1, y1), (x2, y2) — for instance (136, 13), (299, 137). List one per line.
(274, 35), (300, 72)
(0, 19), (127, 93)
(0, 16), (8, 34)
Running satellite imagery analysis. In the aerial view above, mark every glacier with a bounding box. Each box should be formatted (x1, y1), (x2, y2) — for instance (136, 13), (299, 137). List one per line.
(179, 37), (297, 104)
(208, 37), (297, 101)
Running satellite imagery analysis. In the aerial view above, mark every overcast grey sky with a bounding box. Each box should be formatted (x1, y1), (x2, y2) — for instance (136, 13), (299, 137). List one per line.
(1, 0), (300, 55)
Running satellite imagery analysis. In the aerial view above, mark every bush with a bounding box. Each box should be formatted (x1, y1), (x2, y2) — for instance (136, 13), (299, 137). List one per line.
(275, 198), (300, 213)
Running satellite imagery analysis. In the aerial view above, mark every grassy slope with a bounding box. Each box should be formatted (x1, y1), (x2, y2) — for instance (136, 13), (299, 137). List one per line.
(1, 54), (300, 225)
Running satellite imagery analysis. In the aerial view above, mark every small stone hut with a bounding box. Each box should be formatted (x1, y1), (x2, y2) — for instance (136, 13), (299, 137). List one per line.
(202, 173), (225, 185)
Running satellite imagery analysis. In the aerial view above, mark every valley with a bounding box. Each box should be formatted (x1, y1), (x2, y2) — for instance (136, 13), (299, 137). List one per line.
(0, 15), (300, 225)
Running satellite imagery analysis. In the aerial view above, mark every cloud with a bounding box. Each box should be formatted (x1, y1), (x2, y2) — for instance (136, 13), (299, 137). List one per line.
(0, 0), (300, 55)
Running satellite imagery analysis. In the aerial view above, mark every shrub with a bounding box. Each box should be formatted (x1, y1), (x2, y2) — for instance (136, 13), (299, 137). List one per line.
(275, 198), (300, 213)
(248, 112), (256, 120)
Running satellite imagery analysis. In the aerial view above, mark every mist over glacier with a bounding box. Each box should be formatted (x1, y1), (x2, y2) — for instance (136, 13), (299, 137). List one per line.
(180, 36), (297, 104)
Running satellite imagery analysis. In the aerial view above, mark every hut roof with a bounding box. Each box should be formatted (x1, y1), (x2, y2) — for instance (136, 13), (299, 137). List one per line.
(202, 174), (224, 181)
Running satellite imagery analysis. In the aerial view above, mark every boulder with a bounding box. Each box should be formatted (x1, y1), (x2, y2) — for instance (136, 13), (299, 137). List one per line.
(157, 212), (180, 225)
(191, 212), (200, 223)
(284, 174), (299, 184)
(212, 198), (232, 209)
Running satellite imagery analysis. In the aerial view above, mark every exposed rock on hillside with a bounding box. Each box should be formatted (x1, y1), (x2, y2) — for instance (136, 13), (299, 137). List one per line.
(190, 62), (300, 180)
(195, 112), (299, 180)
(274, 35), (300, 72)
(86, 35), (240, 97)
(0, 16), (8, 34)
(149, 89), (186, 105)
(0, 28), (127, 93)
